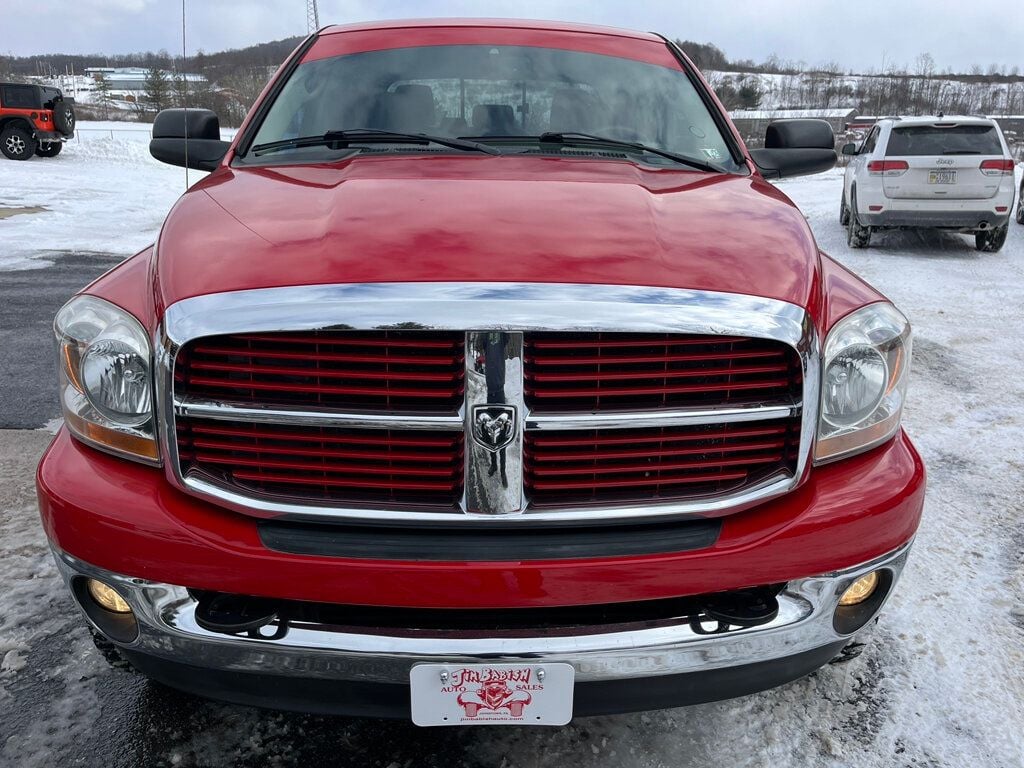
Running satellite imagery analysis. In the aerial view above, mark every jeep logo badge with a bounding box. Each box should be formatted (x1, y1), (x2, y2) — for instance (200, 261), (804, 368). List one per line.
(471, 405), (517, 452)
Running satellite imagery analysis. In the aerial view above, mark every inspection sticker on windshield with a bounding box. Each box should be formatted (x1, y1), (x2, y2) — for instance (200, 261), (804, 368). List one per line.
(410, 663), (574, 726)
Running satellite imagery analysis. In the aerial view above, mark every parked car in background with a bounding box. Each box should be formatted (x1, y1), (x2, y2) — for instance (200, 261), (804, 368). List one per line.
(841, 116), (1015, 251)
(0, 82), (76, 160)
(38, 20), (924, 725)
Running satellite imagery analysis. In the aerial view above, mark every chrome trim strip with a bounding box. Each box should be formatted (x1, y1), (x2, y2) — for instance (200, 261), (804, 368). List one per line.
(174, 398), (465, 431)
(53, 542), (911, 684)
(526, 403), (800, 431)
(463, 332), (526, 515)
(162, 283), (810, 343)
(156, 282), (819, 524)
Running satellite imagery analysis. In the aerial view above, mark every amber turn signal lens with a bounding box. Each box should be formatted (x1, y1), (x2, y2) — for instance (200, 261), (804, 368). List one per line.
(86, 579), (132, 614)
(839, 571), (880, 606)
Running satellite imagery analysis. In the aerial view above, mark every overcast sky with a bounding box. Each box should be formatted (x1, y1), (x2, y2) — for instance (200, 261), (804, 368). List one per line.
(6, 0), (1023, 73)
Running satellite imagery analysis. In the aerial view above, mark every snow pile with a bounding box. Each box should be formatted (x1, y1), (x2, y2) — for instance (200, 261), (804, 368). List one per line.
(0, 121), (202, 272)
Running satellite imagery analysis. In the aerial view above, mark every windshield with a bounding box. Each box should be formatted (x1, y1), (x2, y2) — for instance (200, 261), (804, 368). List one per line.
(247, 44), (740, 170)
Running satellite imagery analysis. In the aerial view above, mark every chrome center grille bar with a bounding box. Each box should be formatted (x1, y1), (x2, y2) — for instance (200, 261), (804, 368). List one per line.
(157, 283), (819, 524)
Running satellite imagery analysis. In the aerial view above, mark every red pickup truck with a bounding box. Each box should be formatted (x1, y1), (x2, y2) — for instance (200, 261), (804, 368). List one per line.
(37, 20), (924, 725)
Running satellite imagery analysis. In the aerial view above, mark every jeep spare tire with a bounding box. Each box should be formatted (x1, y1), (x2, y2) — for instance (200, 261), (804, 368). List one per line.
(1, 125), (37, 160)
(52, 100), (76, 137)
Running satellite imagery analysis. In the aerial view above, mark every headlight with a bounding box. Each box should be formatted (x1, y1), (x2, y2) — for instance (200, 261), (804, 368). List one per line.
(815, 302), (911, 463)
(54, 295), (159, 464)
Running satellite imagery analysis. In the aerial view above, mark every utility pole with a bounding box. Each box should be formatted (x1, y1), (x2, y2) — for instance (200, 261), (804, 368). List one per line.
(306, 0), (320, 34)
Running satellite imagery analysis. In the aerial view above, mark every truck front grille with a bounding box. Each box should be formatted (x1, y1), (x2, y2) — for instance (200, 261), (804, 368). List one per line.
(163, 284), (812, 524)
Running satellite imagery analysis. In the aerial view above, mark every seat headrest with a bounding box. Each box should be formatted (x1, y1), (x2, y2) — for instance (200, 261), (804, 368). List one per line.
(549, 88), (604, 134)
(472, 104), (517, 135)
(370, 85), (436, 133)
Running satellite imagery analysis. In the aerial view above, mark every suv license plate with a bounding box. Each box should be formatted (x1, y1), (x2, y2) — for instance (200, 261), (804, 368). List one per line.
(410, 663), (575, 726)
(929, 170), (957, 184)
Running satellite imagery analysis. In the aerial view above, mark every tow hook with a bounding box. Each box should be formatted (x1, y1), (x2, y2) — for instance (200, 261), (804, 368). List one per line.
(194, 592), (283, 637)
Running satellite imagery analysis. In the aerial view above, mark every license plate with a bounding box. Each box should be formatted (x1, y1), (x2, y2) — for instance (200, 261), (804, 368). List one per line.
(410, 663), (574, 726)
(929, 170), (957, 184)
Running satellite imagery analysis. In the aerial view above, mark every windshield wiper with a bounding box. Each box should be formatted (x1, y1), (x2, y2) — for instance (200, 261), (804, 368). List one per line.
(251, 129), (502, 157)
(533, 132), (727, 173)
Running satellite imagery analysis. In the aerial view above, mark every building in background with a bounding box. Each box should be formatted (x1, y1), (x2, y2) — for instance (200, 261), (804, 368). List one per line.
(83, 67), (206, 104)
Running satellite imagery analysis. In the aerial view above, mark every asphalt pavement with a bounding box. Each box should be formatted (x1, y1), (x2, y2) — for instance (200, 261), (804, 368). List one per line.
(0, 252), (122, 428)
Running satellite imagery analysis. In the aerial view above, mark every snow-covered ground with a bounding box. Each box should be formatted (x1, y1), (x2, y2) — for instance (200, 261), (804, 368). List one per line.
(0, 121), (202, 271)
(0, 137), (1022, 767)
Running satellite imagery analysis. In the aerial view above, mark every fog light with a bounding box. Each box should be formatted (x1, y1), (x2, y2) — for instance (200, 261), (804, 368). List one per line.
(86, 579), (132, 614)
(839, 571), (879, 606)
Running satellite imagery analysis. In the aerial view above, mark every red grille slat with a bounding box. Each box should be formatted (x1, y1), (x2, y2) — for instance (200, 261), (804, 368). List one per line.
(528, 336), (749, 349)
(528, 363), (791, 382)
(189, 361), (461, 382)
(186, 376), (460, 399)
(533, 426), (788, 448)
(182, 423), (456, 448)
(524, 332), (801, 412)
(229, 471), (456, 492)
(176, 417), (463, 507)
(529, 472), (750, 491)
(188, 346), (462, 366)
(527, 439), (789, 462)
(527, 378), (793, 399)
(524, 419), (800, 507)
(177, 330), (465, 413)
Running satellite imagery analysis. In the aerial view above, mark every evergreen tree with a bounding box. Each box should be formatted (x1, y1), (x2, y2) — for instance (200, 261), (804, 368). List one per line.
(94, 72), (113, 119)
(142, 67), (171, 112)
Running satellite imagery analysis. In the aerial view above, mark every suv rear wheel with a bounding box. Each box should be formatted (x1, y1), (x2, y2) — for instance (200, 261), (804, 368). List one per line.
(1, 124), (37, 160)
(1016, 181), (1023, 225)
(846, 190), (872, 248)
(975, 223), (1008, 252)
(35, 141), (62, 158)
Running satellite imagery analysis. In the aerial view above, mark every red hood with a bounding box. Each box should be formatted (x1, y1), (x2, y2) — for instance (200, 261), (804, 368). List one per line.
(155, 155), (821, 312)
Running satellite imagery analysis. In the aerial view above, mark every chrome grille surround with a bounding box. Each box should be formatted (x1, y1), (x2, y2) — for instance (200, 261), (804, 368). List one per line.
(156, 283), (819, 524)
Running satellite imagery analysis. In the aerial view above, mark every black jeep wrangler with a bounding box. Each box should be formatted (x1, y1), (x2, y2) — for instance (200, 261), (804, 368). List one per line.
(0, 83), (76, 160)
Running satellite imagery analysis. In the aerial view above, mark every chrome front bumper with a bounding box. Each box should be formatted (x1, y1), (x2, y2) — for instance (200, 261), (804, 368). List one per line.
(54, 543), (910, 687)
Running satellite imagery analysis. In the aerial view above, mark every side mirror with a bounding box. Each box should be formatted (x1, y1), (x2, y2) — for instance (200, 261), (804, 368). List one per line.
(841, 142), (858, 156)
(149, 108), (231, 171)
(748, 119), (837, 179)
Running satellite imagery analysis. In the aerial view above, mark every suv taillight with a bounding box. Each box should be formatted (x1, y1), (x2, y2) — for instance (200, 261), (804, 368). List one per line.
(867, 160), (909, 176)
(979, 159), (1014, 176)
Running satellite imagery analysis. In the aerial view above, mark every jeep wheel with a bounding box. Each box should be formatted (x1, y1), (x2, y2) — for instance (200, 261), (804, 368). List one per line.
(846, 191), (872, 248)
(35, 141), (63, 158)
(52, 100), (76, 137)
(1016, 181), (1024, 225)
(975, 223), (1008, 252)
(1, 125), (37, 160)
(839, 193), (850, 226)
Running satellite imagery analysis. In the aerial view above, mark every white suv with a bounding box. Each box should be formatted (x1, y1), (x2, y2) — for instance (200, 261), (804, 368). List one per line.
(841, 116), (1015, 252)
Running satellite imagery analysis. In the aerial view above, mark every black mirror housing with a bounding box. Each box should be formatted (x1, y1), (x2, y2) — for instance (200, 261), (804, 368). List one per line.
(749, 118), (837, 179)
(149, 108), (230, 171)
(841, 143), (858, 156)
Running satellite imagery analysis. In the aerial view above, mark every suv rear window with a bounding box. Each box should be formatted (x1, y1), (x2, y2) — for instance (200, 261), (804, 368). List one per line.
(1, 85), (38, 109)
(886, 125), (1003, 156)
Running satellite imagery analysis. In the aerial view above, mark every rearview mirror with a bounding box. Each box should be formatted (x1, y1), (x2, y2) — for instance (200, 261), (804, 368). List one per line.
(149, 108), (231, 171)
(748, 118), (837, 179)
(841, 142), (858, 156)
